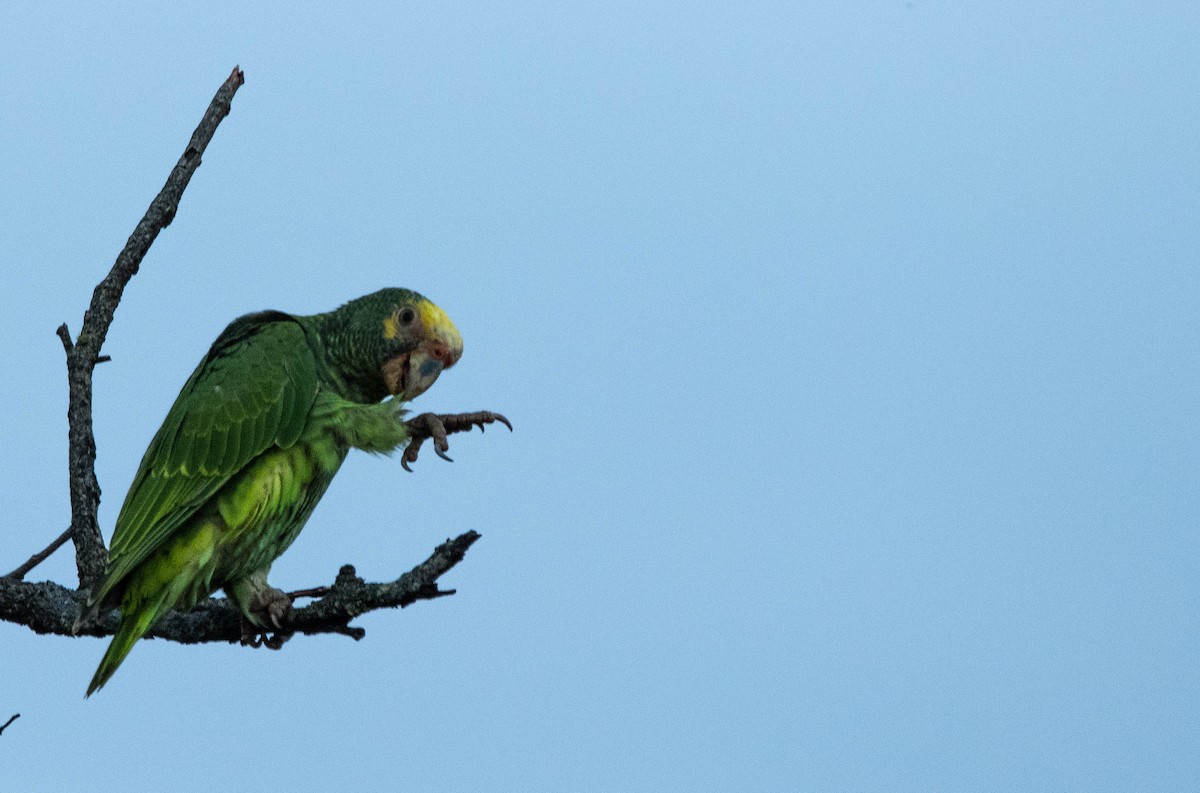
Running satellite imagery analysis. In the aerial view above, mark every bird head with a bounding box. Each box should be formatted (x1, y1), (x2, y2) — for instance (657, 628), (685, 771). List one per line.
(321, 288), (463, 402)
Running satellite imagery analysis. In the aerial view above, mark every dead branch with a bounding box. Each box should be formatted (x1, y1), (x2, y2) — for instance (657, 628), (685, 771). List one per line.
(61, 66), (246, 590)
(6, 527), (72, 581)
(3, 532), (480, 644)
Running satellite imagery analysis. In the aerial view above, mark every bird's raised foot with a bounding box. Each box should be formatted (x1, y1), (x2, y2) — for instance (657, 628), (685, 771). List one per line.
(402, 410), (512, 472)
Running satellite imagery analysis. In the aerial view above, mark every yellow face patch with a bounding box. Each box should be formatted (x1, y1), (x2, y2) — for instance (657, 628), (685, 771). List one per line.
(417, 299), (456, 337)
(382, 298), (462, 358)
(382, 310), (402, 340)
(382, 302), (422, 340)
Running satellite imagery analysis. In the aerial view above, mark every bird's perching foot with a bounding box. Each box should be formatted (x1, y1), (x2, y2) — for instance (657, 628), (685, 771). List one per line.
(239, 585), (294, 650)
(402, 410), (512, 472)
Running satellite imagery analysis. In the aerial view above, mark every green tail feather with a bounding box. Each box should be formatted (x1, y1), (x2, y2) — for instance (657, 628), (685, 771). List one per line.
(85, 607), (160, 697)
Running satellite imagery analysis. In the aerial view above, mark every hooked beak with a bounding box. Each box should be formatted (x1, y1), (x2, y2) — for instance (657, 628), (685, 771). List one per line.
(382, 304), (463, 400)
(398, 344), (447, 400)
(382, 345), (444, 401)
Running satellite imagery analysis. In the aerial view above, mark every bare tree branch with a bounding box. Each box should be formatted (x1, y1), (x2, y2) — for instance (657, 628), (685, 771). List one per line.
(62, 65), (246, 590)
(2, 532), (480, 644)
(0, 714), (18, 736)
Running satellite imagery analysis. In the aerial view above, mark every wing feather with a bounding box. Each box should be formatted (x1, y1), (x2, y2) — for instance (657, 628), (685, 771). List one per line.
(95, 313), (319, 605)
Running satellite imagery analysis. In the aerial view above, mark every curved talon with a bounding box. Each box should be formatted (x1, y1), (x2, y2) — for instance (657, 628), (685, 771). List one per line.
(401, 410), (509, 471)
(263, 633), (290, 650)
(240, 625), (291, 650)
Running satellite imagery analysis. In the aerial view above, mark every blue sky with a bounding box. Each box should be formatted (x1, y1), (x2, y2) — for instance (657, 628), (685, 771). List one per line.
(2, 3), (1197, 790)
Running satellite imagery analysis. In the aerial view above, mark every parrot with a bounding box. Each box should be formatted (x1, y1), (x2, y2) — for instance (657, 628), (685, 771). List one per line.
(79, 288), (506, 696)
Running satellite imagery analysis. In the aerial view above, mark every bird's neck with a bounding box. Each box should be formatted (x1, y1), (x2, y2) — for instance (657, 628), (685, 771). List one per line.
(299, 313), (388, 404)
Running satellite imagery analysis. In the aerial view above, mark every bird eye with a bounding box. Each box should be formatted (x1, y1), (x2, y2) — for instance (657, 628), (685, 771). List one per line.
(398, 307), (416, 326)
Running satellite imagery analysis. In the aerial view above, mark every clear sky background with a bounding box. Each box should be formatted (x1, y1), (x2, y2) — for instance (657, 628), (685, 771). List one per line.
(2, 3), (1197, 791)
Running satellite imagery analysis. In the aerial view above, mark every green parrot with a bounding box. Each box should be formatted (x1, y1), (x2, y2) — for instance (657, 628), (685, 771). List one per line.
(80, 288), (503, 696)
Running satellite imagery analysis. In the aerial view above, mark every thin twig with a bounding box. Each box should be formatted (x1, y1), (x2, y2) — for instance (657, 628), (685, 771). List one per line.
(5, 528), (72, 581)
(56, 324), (73, 355)
(286, 586), (332, 601)
(0, 714), (18, 736)
(62, 66), (245, 590)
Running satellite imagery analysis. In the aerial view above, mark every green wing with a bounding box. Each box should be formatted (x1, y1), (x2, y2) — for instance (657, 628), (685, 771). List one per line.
(93, 311), (319, 606)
